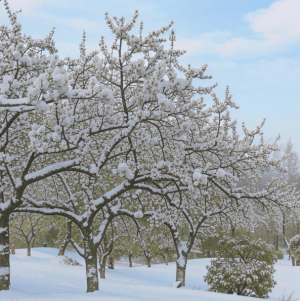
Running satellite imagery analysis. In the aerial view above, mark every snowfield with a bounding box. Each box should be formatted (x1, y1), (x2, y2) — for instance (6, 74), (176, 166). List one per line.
(0, 248), (299, 301)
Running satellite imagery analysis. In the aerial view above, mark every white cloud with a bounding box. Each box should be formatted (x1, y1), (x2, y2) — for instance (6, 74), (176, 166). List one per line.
(1, 0), (99, 32)
(3, 0), (83, 16)
(5, 0), (52, 15)
(176, 0), (300, 58)
(176, 31), (231, 55)
(217, 38), (267, 57)
(245, 0), (300, 46)
(219, 0), (300, 57)
(0, 3), (102, 34)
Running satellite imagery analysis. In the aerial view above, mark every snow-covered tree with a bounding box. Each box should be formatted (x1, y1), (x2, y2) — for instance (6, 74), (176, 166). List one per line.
(147, 173), (295, 286)
(14, 9), (215, 292)
(289, 235), (300, 266)
(0, 1), (91, 290)
(10, 213), (54, 256)
(1, 1), (298, 293)
(283, 139), (300, 187)
(204, 236), (277, 298)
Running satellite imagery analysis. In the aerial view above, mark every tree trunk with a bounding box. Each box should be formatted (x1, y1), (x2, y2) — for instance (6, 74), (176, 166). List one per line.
(107, 257), (114, 269)
(274, 234), (279, 250)
(84, 239), (99, 292)
(292, 256), (295, 266)
(176, 253), (187, 287)
(27, 242), (31, 257)
(231, 227), (235, 238)
(58, 220), (72, 256)
(0, 214), (10, 291)
(143, 250), (152, 268)
(10, 244), (15, 255)
(147, 257), (151, 268)
(32, 237), (36, 248)
(99, 258), (106, 279)
(129, 254), (133, 267)
(165, 253), (168, 265)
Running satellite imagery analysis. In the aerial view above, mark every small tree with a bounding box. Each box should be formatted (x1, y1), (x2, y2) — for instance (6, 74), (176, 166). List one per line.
(204, 236), (277, 298)
(289, 235), (300, 266)
(10, 213), (54, 256)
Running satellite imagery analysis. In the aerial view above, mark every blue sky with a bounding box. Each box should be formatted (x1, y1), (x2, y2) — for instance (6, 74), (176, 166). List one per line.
(1, 0), (299, 153)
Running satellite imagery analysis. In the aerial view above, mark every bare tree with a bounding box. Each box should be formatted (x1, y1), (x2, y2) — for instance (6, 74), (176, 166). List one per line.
(10, 213), (54, 256)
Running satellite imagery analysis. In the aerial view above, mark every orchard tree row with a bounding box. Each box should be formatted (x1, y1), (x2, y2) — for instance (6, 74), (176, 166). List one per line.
(0, 0), (299, 293)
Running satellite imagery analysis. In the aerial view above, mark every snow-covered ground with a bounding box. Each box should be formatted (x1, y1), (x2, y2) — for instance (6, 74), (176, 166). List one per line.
(0, 248), (299, 301)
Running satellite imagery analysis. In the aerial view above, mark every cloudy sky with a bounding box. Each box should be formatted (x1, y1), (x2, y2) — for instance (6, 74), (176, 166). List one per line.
(0, 0), (299, 152)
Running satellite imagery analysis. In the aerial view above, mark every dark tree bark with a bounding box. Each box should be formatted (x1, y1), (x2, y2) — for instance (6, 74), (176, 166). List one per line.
(165, 222), (190, 287)
(58, 220), (72, 256)
(0, 214), (10, 290)
(143, 250), (152, 268)
(231, 226), (235, 238)
(99, 257), (106, 279)
(292, 256), (295, 266)
(27, 242), (31, 257)
(176, 253), (187, 287)
(147, 257), (151, 268)
(207, 249), (211, 258)
(10, 243), (15, 255)
(107, 257), (114, 269)
(97, 234), (115, 280)
(165, 253), (168, 265)
(275, 234), (279, 251)
(85, 255), (99, 292)
(129, 253), (133, 267)
(82, 236), (99, 293)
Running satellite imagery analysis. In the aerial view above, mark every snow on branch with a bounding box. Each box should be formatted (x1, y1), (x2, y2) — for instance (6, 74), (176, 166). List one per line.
(23, 160), (80, 184)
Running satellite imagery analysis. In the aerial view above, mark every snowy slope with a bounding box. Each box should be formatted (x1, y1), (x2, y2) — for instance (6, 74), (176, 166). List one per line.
(0, 248), (299, 301)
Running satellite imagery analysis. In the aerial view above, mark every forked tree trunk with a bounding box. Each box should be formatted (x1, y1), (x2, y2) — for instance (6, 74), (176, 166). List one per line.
(0, 214), (10, 291)
(58, 220), (72, 256)
(176, 253), (188, 287)
(129, 254), (133, 267)
(83, 239), (99, 292)
(98, 238), (114, 279)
